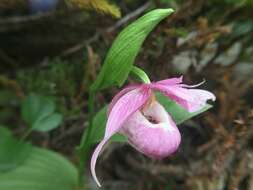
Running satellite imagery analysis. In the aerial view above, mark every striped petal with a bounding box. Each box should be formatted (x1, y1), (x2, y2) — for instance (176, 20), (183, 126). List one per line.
(108, 84), (140, 115)
(151, 81), (215, 112)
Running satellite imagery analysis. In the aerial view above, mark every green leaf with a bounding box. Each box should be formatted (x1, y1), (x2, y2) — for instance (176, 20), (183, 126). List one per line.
(89, 93), (212, 143)
(21, 94), (62, 132)
(21, 94), (42, 124)
(0, 127), (32, 172)
(32, 113), (63, 132)
(91, 9), (174, 91)
(36, 97), (55, 121)
(130, 66), (151, 83)
(21, 94), (55, 125)
(0, 147), (78, 190)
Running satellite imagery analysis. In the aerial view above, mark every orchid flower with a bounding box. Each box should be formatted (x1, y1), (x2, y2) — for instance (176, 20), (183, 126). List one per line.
(91, 76), (215, 186)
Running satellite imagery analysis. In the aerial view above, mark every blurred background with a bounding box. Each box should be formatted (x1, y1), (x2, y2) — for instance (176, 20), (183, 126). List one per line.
(0, 0), (252, 190)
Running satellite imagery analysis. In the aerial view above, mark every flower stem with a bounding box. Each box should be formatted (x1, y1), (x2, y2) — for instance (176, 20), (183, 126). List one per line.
(131, 66), (151, 84)
(77, 91), (95, 188)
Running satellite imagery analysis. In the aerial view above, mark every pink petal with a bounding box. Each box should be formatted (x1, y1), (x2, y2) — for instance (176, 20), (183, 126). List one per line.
(91, 87), (151, 187)
(105, 88), (151, 138)
(90, 139), (107, 187)
(151, 83), (215, 112)
(156, 76), (183, 85)
(120, 101), (181, 159)
(108, 84), (140, 115)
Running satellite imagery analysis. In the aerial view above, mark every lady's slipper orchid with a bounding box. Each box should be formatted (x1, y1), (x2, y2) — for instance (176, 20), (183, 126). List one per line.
(91, 76), (215, 186)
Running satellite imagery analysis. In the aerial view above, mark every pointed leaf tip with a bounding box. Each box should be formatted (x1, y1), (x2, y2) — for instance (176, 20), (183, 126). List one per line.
(156, 8), (174, 14)
(91, 8), (174, 91)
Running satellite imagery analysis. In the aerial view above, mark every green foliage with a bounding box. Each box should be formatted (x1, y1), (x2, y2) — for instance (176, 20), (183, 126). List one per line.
(17, 58), (85, 119)
(90, 9), (174, 91)
(0, 127), (32, 172)
(17, 58), (83, 97)
(89, 93), (212, 143)
(0, 147), (78, 190)
(32, 113), (62, 132)
(21, 94), (62, 132)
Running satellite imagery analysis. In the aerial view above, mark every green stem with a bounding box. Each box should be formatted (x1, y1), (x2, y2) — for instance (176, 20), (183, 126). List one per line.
(77, 91), (95, 188)
(131, 66), (151, 84)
